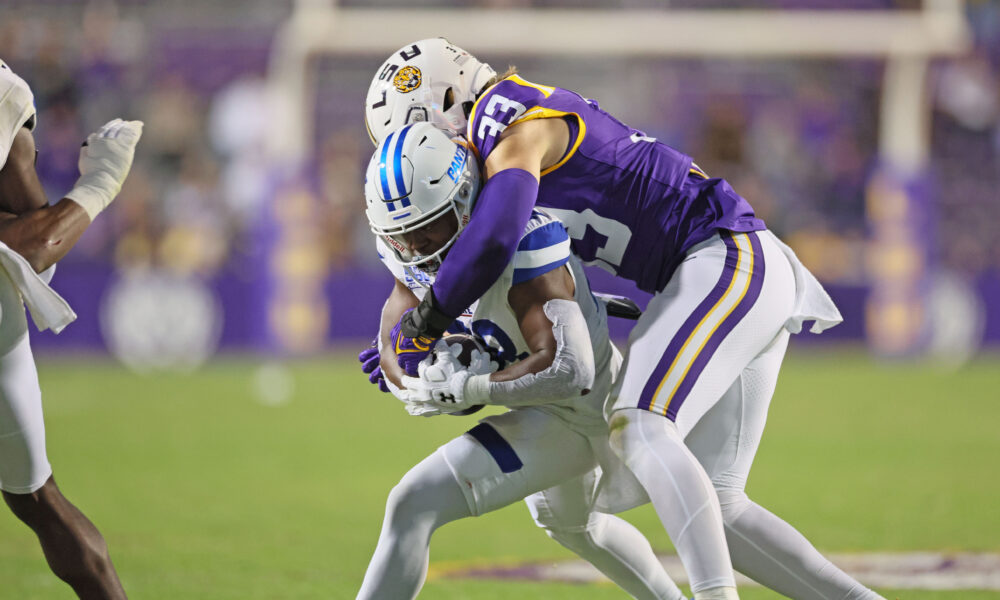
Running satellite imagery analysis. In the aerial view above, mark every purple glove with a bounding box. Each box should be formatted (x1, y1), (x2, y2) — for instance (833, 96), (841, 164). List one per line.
(391, 309), (439, 376)
(358, 343), (389, 393)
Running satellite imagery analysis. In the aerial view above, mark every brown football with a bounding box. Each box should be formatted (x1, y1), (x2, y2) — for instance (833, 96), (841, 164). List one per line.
(438, 333), (488, 416)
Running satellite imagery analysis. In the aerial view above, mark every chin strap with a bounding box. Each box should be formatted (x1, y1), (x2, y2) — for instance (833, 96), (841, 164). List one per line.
(401, 288), (455, 339)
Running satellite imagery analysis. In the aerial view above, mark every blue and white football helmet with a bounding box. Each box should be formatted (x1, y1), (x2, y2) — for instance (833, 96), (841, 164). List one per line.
(364, 38), (495, 146)
(364, 122), (480, 272)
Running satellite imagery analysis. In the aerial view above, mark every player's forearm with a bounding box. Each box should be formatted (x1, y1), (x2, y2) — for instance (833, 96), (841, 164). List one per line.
(466, 299), (595, 407)
(431, 168), (539, 319)
(0, 198), (90, 273)
(491, 348), (554, 382)
(380, 284), (419, 388)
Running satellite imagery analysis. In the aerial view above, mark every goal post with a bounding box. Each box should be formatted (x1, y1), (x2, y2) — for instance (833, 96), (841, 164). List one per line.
(266, 0), (973, 356)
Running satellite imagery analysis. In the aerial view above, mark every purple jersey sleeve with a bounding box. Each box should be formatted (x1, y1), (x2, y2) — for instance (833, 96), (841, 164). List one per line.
(432, 168), (540, 317)
(467, 76), (552, 160)
(431, 77), (557, 318)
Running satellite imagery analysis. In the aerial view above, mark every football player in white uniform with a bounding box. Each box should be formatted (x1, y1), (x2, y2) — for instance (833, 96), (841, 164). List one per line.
(0, 58), (140, 599)
(362, 39), (885, 600)
(356, 122), (687, 600)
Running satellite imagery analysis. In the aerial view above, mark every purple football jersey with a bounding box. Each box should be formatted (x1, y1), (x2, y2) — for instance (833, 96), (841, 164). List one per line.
(467, 75), (765, 294)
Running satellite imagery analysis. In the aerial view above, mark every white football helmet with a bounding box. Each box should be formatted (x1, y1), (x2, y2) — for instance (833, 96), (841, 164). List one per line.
(364, 38), (495, 145)
(364, 122), (480, 272)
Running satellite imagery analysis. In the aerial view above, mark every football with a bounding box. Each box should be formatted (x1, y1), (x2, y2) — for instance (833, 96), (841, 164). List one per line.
(438, 332), (491, 416)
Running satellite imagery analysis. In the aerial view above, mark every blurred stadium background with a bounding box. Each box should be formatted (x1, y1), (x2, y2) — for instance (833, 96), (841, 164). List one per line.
(0, 0), (998, 598)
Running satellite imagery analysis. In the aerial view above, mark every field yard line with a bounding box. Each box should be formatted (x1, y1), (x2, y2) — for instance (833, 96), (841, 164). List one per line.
(431, 552), (1000, 590)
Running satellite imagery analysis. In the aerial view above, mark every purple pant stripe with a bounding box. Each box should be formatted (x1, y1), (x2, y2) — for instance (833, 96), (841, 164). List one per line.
(636, 234), (741, 412)
(665, 231), (766, 421)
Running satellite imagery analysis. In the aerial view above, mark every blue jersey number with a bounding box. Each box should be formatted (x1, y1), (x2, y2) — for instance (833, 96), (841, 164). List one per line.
(471, 319), (528, 365)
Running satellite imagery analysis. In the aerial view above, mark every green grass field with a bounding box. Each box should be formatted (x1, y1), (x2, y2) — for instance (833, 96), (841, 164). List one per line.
(1, 348), (997, 599)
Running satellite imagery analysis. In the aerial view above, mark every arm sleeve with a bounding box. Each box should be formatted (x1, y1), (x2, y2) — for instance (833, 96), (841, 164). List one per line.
(431, 167), (539, 317)
(464, 299), (595, 407)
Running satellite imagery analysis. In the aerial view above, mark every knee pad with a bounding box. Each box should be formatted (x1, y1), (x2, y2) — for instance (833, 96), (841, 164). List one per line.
(383, 475), (424, 522)
(715, 488), (751, 524)
(384, 451), (452, 521)
(539, 513), (606, 552)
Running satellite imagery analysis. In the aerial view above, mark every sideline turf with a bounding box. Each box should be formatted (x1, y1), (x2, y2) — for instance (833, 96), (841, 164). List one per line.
(0, 349), (996, 598)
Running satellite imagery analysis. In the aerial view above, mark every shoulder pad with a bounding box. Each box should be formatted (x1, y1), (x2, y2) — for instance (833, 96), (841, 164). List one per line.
(0, 60), (37, 171)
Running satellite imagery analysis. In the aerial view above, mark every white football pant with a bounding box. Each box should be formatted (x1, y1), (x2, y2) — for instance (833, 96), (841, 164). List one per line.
(610, 230), (882, 599)
(357, 406), (685, 600)
(0, 270), (51, 494)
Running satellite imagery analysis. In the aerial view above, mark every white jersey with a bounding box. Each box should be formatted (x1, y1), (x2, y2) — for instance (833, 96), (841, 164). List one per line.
(378, 209), (615, 435)
(0, 59), (36, 171)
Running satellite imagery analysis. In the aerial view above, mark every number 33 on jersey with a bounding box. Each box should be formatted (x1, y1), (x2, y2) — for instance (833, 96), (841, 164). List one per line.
(467, 74), (766, 295)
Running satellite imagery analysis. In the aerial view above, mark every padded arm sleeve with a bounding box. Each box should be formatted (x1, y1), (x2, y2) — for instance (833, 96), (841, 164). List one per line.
(464, 299), (595, 407)
(431, 168), (538, 318)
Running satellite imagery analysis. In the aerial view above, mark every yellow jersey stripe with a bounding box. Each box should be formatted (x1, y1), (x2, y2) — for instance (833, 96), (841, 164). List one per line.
(658, 233), (755, 416)
(647, 233), (744, 414)
(510, 107), (586, 176)
(506, 74), (555, 98)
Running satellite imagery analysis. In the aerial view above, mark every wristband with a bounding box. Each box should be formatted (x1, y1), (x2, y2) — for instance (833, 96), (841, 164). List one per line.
(464, 373), (492, 405)
(401, 288), (454, 339)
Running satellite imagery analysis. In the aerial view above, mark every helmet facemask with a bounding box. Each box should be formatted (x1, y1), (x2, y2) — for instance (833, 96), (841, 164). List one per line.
(374, 180), (474, 274)
(364, 123), (481, 275)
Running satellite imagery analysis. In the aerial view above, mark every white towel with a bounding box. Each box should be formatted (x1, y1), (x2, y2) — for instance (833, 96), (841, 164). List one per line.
(765, 231), (844, 334)
(0, 242), (76, 334)
(592, 433), (651, 514)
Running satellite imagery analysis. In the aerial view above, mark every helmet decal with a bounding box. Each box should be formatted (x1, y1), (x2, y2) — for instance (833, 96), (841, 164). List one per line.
(393, 66), (422, 94)
(365, 38), (496, 145)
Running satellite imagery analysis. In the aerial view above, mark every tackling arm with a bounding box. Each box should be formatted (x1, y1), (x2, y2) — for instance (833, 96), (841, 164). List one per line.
(399, 118), (568, 339)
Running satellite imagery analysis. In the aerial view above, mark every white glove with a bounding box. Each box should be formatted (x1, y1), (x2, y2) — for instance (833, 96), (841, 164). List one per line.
(66, 119), (143, 221)
(401, 340), (498, 413)
(385, 376), (447, 417)
(403, 397), (447, 417)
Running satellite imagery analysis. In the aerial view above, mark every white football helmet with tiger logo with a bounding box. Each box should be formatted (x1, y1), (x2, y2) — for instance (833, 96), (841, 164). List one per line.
(364, 38), (495, 145)
(364, 122), (481, 272)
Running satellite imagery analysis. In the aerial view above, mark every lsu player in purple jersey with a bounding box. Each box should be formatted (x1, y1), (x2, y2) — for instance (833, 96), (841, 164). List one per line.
(358, 122), (688, 600)
(0, 59), (138, 599)
(364, 39), (884, 600)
